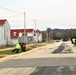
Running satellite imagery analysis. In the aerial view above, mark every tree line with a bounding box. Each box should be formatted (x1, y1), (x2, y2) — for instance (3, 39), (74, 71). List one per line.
(42, 28), (76, 41)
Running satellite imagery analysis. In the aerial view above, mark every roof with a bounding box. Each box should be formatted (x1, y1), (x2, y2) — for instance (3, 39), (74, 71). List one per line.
(34, 30), (42, 34)
(0, 19), (7, 26)
(10, 29), (34, 39)
(11, 29), (33, 32)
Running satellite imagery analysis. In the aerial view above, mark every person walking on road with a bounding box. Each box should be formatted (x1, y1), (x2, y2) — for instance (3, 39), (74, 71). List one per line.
(12, 43), (21, 53)
(72, 37), (76, 46)
(75, 37), (76, 46)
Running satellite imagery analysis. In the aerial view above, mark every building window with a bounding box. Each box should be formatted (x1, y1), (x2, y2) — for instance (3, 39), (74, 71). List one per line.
(13, 32), (16, 36)
(27, 37), (33, 42)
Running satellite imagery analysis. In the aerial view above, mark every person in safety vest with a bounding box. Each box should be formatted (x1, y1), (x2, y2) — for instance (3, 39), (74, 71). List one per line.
(12, 43), (21, 53)
(72, 38), (75, 46)
(75, 38), (76, 46)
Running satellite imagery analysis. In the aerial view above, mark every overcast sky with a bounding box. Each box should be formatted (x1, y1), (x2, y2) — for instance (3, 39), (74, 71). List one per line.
(0, 0), (76, 30)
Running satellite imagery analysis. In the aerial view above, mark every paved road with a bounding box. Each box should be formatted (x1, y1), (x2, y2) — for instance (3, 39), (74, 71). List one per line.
(0, 42), (76, 75)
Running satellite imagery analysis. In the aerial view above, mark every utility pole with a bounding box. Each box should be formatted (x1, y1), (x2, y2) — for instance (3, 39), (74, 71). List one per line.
(24, 12), (26, 44)
(34, 20), (36, 42)
(46, 27), (48, 42)
(35, 20), (36, 31)
(49, 29), (50, 41)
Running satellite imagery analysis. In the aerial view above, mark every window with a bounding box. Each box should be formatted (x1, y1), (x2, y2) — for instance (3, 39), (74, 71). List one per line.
(13, 32), (16, 36)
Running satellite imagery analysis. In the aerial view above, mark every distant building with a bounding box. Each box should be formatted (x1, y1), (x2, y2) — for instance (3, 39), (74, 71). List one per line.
(0, 19), (10, 46)
(10, 29), (42, 44)
(34, 30), (42, 42)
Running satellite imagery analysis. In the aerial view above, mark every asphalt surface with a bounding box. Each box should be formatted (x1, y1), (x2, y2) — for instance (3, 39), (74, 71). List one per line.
(52, 43), (73, 53)
(0, 42), (76, 75)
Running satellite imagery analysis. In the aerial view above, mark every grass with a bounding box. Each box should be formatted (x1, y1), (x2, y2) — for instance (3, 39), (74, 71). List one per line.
(0, 56), (5, 58)
(0, 47), (33, 55)
(0, 50), (17, 55)
(0, 45), (15, 49)
(26, 47), (32, 51)
(0, 42), (46, 58)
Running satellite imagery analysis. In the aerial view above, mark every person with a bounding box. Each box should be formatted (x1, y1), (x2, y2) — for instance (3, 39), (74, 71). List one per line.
(12, 43), (21, 53)
(72, 37), (75, 46)
(75, 37), (76, 46)
(20, 43), (26, 52)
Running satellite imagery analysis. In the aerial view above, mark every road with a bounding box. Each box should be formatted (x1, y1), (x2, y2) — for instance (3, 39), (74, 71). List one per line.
(0, 41), (76, 75)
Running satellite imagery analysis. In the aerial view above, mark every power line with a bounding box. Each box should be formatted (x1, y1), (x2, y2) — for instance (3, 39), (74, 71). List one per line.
(0, 5), (75, 26)
(0, 5), (21, 13)
(26, 14), (34, 21)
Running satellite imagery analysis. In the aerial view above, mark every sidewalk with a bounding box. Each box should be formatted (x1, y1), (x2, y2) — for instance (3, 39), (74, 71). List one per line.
(0, 43), (47, 62)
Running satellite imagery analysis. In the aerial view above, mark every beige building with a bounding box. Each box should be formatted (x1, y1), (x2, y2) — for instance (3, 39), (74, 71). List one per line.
(0, 19), (10, 46)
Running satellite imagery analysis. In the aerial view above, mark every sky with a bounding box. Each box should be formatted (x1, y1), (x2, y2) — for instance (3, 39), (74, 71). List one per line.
(0, 0), (76, 30)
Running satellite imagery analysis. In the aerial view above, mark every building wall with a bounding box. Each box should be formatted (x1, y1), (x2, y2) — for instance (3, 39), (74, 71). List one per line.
(1, 26), (4, 45)
(0, 27), (1, 45)
(11, 39), (18, 45)
(11, 32), (34, 44)
(0, 26), (4, 45)
(0, 21), (10, 46)
(3, 21), (10, 45)
(27, 33), (33, 36)
(27, 32), (34, 43)
(10, 29), (42, 44)
(39, 33), (42, 42)
(33, 32), (42, 42)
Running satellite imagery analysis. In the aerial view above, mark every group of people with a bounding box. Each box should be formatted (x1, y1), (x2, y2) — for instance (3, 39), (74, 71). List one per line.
(12, 43), (26, 53)
(71, 37), (76, 46)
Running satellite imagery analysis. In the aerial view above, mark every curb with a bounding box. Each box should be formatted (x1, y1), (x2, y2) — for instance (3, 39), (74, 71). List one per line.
(0, 44), (48, 62)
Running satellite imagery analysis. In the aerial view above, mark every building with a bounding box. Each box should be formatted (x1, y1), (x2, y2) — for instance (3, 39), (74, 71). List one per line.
(0, 19), (10, 46)
(34, 30), (42, 42)
(10, 29), (42, 44)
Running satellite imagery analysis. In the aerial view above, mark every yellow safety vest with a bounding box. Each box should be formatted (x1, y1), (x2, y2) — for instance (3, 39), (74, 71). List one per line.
(16, 44), (21, 49)
(72, 38), (75, 43)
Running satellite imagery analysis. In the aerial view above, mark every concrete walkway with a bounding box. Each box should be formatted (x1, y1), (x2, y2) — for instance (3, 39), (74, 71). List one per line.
(0, 42), (61, 62)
